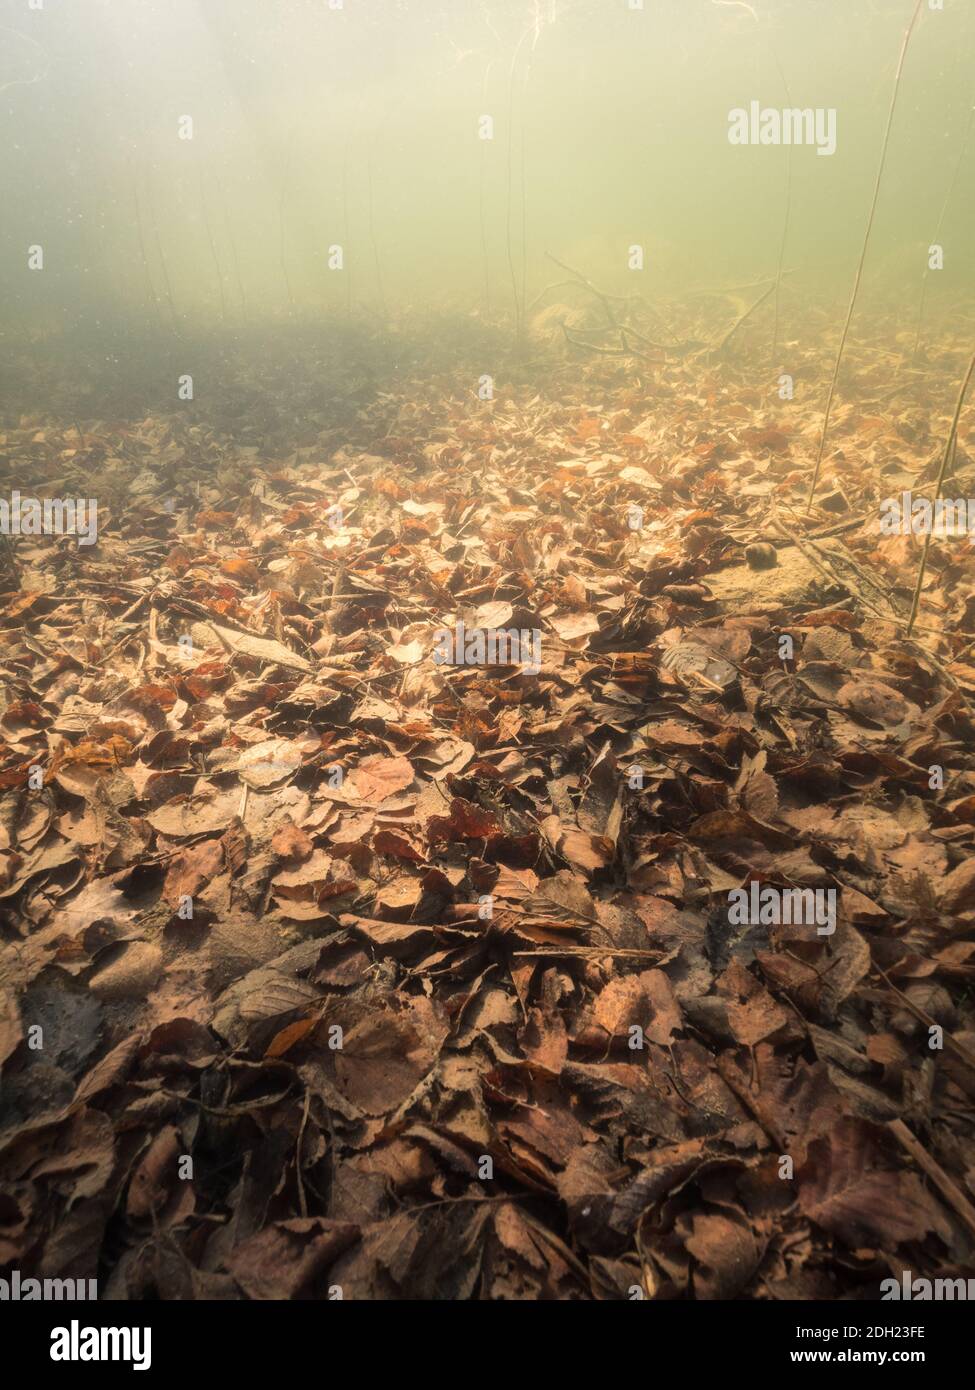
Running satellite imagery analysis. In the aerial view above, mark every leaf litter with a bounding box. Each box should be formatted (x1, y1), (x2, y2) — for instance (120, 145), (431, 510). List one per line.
(1, 324), (975, 1301)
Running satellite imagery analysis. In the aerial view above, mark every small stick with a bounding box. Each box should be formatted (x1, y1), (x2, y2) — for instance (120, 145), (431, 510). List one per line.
(322, 564), (346, 636)
(505, 27), (528, 340)
(479, 58), (495, 308)
(511, 947), (664, 961)
(874, 962), (975, 1072)
(768, 40), (794, 364)
(712, 280), (777, 358)
(145, 169), (180, 333)
(807, 0), (925, 511)
(147, 605), (159, 671)
(546, 252), (617, 328)
(116, 592), (150, 625)
(716, 1053), (788, 1150)
(887, 1118), (975, 1243)
(906, 343), (975, 635)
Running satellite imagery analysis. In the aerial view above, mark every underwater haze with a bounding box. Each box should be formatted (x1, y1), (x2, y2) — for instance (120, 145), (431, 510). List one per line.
(1, 0), (974, 344)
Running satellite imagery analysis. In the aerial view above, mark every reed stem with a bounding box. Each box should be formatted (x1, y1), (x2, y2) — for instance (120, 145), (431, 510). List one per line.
(806, 0), (925, 512)
(906, 345), (975, 636)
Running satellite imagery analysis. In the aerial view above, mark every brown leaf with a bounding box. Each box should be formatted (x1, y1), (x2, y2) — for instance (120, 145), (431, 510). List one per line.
(348, 755), (415, 803)
(271, 820), (314, 861)
(798, 1118), (949, 1247)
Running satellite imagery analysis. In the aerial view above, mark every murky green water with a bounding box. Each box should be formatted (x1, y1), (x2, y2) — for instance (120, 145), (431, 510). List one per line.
(1, 0), (972, 371)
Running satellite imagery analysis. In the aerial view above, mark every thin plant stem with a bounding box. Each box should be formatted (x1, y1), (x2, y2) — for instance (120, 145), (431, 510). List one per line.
(504, 29), (529, 342)
(806, 0), (925, 512)
(480, 59), (494, 308)
(768, 39), (793, 365)
(145, 169), (180, 334)
(906, 345), (975, 636)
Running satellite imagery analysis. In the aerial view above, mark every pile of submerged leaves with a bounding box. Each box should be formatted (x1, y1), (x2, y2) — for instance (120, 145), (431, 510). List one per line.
(1, 324), (974, 1299)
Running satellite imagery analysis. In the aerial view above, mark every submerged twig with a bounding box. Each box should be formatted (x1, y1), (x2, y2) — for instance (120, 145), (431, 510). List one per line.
(807, 0), (925, 511)
(712, 280), (777, 358)
(479, 58), (495, 308)
(546, 253), (617, 328)
(768, 40), (794, 364)
(906, 343), (975, 635)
